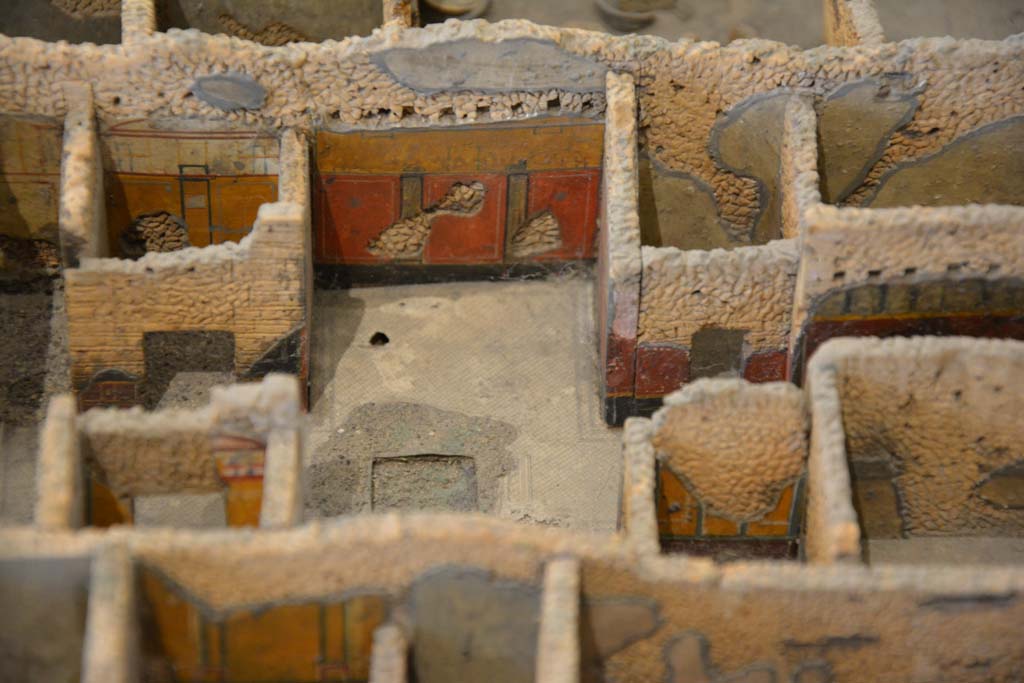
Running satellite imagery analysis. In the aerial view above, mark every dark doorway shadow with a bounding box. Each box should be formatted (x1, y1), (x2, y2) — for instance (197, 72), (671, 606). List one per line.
(142, 330), (235, 408)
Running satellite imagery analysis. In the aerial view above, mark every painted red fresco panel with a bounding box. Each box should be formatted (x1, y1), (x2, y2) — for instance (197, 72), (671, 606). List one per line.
(525, 170), (600, 260)
(317, 174), (401, 264)
(422, 173), (506, 264)
(635, 344), (690, 398)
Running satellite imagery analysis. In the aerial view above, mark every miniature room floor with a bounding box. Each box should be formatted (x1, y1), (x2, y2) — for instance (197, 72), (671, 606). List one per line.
(866, 537), (1024, 566)
(0, 290), (69, 526)
(307, 275), (622, 532)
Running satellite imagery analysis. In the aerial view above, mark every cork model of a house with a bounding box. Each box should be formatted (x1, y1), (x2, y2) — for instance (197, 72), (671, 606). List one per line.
(0, 0), (1023, 681)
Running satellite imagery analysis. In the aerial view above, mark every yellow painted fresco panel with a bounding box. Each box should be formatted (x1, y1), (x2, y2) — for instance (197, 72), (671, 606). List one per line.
(224, 604), (320, 682)
(141, 571), (205, 677)
(224, 478), (263, 528)
(343, 594), (389, 679)
(656, 464), (699, 537)
(0, 179), (60, 239)
(211, 176), (277, 242)
(323, 603), (345, 663)
(317, 118), (603, 174)
(0, 116), (62, 239)
(105, 173), (178, 255)
(89, 478), (133, 527)
(702, 514), (741, 536)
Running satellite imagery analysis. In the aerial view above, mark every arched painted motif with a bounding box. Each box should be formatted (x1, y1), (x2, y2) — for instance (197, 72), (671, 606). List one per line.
(793, 276), (1024, 382)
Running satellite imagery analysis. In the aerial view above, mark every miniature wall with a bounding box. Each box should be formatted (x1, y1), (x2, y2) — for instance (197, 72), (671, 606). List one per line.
(594, 30), (1021, 422)
(637, 35), (1024, 250)
(597, 72), (641, 425)
(100, 119), (280, 256)
(35, 375), (303, 528)
(604, 92), (812, 424)
(0, 5), (1019, 303)
(815, 337), (1024, 541)
(630, 32), (1024, 401)
(776, 92), (1024, 378)
(142, 572), (387, 682)
(4, 514), (1024, 683)
(64, 130), (310, 409)
(792, 205), (1024, 376)
(637, 241), (798, 399)
(0, 8), (1017, 183)
(649, 379), (807, 559)
(314, 117), (602, 284)
(0, 23), (611, 129)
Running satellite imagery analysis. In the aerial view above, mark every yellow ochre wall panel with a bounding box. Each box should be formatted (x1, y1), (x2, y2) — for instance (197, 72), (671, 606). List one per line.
(318, 118), (603, 175)
(142, 569), (391, 683)
(0, 115), (62, 240)
(105, 173), (278, 254)
(224, 604), (321, 682)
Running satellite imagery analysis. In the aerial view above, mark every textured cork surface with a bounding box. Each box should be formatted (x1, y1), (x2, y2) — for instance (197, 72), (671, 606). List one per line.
(816, 336), (1024, 536)
(639, 240), (798, 350)
(652, 380), (807, 522)
(1, 514), (1023, 681)
(2, 4), (1024, 681)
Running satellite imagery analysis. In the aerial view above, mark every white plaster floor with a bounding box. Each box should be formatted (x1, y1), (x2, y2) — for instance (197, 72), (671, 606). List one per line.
(308, 275), (623, 532)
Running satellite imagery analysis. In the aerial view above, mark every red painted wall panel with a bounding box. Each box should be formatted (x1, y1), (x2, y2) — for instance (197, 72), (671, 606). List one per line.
(524, 170), (601, 260)
(422, 173), (506, 265)
(605, 334), (638, 396)
(316, 174), (401, 264)
(800, 314), (1024, 381)
(635, 344), (690, 398)
(743, 350), (788, 383)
